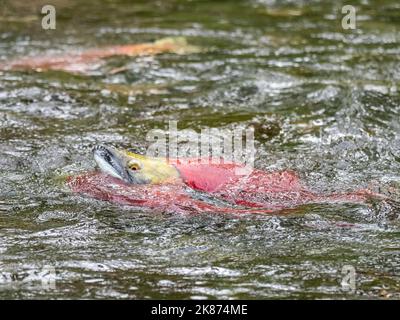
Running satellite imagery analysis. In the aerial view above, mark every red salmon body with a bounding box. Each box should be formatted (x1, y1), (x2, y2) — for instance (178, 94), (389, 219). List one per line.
(68, 159), (376, 214)
(67, 172), (277, 215)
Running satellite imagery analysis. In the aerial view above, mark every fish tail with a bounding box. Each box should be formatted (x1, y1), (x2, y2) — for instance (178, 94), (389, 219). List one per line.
(315, 188), (388, 204)
(153, 37), (200, 54)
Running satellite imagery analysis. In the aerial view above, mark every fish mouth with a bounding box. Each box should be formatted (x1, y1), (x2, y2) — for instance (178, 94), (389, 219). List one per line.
(92, 145), (134, 183)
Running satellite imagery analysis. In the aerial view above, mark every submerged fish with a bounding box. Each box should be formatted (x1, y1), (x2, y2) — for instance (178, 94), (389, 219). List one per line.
(0, 37), (198, 74)
(67, 145), (383, 214)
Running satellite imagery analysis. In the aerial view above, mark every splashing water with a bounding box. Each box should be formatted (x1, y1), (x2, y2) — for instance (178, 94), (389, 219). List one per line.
(0, 0), (400, 299)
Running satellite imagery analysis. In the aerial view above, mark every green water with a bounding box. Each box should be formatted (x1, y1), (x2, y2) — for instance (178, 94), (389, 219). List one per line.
(1, 0), (400, 299)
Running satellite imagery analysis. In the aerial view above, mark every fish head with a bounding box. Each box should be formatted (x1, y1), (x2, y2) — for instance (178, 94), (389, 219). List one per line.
(93, 145), (179, 184)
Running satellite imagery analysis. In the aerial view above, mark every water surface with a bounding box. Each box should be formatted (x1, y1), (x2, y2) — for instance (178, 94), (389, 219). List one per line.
(0, 0), (400, 299)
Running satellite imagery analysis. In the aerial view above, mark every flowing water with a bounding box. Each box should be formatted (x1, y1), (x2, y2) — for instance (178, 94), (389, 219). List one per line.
(1, 0), (400, 299)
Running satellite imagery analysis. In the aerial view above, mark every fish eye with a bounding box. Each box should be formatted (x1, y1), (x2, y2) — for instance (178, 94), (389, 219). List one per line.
(128, 161), (141, 171)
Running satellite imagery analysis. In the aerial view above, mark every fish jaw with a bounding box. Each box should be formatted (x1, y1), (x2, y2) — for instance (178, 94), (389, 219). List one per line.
(93, 145), (139, 184)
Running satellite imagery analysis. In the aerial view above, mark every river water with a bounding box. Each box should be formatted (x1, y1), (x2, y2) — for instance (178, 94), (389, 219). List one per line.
(0, 0), (400, 299)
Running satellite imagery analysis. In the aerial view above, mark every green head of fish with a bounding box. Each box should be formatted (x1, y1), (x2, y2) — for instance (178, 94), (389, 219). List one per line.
(93, 145), (179, 184)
